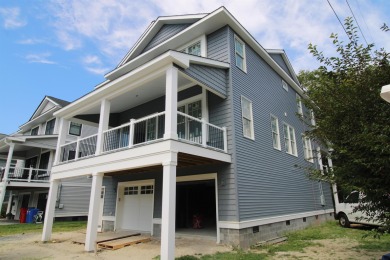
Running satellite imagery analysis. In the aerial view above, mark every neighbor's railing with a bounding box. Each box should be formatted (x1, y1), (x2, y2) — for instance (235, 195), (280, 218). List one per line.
(4, 166), (50, 183)
(59, 111), (227, 163)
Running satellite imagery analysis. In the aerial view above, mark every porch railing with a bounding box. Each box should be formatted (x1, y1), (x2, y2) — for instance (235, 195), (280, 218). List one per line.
(2, 167), (51, 183)
(59, 111), (227, 163)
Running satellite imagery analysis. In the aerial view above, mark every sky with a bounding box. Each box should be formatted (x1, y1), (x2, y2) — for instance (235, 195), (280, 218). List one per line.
(0, 0), (389, 135)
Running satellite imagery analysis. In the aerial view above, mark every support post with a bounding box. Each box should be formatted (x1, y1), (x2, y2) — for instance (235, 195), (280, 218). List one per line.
(53, 118), (69, 165)
(0, 142), (15, 213)
(128, 119), (135, 148)
(85, 172), (104, 252)
(201, 118), (207, 147)
(95, 99), (111, 155)
(160, 152), (177, 260)
(28, 167), (33, 182)
(42, 179), (60, 241)
(6, 191), (13, 214)
(164, 66), (178, 140)
(222, 127), (228, 153)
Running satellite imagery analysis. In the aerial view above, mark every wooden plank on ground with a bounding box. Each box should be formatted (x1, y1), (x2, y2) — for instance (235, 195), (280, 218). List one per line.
(98, 236), (151, 250)
(72, 233), (141, 245)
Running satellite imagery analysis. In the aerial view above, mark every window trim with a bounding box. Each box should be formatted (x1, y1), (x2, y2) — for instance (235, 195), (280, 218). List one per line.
(31, 126), (39, 136)
(296, 94), (303, 115)
(270, 115), (281, 150)
(302, 135), (314, 163)
(234, 35), (247, 72)
(241, 96), (254, 140)
(283, 122), (297, 156)
(45, 118), (56, 135)
(310, 110), (316, 126)
(68, 122), (82, 136)
(282, 80), (288, 91)
(178, 35), (207, 57)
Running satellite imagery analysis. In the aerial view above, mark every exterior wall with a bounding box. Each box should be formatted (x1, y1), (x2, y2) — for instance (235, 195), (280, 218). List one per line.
(65, 122), (98, 142)
(269, 53), (294, 79)
(142, 23), (192, 54)
(227, 26), (334, 222)
(207, 26), (230, 63)
(54, 176), (92, 217)
(220, 212), (334, 248)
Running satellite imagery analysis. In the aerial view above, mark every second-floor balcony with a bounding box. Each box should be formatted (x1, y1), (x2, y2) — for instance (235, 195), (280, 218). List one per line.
(1, 167), (50, 185)
(59, 111), (227, 164)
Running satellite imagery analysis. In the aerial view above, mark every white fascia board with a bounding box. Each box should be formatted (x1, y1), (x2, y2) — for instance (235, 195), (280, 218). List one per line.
(219, 208), (334, 229)
(19, 106), (58, 132)
(266, 49), (300, 85)
(118, 14), (207, 67)
(381, 84), (390, 103)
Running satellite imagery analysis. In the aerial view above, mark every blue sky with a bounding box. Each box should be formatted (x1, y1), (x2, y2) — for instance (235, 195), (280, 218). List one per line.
(0, 0), (389, 135)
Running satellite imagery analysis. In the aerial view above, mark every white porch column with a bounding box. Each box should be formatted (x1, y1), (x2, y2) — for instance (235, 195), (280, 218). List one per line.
(95, 99), (111, 155)
(85, 172), (103, 252)
(164, 66), (178, 140)
(160, 152), (178, 260)
(3, 142), (15, 182)
(42, 179), (60, 241)
(53, 118), (69, 165)
(6, 191), (13, 214)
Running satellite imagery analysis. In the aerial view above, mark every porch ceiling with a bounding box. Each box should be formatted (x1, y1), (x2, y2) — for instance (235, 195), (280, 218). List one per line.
(104, 152), (224, 177)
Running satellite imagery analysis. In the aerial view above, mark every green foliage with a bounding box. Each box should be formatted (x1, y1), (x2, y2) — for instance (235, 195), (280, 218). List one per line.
(298, 17), (390, 231)
(194, 251), (268, 260)
(0, 221), (87, 236)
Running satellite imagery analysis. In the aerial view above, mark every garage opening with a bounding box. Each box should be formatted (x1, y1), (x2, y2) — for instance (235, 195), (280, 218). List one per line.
(176, 179), (216, 238)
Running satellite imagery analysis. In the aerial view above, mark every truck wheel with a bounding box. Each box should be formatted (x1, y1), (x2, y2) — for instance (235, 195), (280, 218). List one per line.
(339, 213), (350, 228)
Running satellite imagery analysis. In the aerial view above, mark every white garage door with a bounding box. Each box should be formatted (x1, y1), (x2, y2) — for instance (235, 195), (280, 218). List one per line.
(117, 181), (154, 232)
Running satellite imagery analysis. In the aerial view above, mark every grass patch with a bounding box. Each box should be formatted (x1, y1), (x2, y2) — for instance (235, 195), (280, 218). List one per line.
(176, 251), (268, 260)
(0, 221), (87, 236)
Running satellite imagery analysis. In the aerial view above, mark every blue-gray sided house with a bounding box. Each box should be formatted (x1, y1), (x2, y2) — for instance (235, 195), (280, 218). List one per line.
(0, 96), (97, 220)
(41, 7), (334, 254)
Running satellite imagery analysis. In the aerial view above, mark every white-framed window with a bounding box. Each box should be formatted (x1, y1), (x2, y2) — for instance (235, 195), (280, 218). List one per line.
(310, 110), (316, 126)
(283, 123), (297, 156)
(270, 115), (281, 150)
(31, 126), (39, 136)
(69, 122), (82, 136)
(302, 136), (314, 162)
(179, 35), (206, 57)
(282, 80), (288, 91)
(45, 118), (56, 135)
(241, 96), (254, 139)
(234, 35), (246, 72)
(296, 94), (303, 115)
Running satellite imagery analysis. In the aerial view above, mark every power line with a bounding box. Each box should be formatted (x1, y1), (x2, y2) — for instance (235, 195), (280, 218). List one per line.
(354, 0), (375, 46)
(346, 0), (370, 46)
(326, 0), (353, 42)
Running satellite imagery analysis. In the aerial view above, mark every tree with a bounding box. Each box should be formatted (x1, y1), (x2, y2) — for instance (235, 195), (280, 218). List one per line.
(298, 17), (390, 230)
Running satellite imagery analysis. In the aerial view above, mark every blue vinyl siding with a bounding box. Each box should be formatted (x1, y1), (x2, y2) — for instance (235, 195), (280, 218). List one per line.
(227, 27), (333, 221)
(142, 24), (192, 53)
(207, 26), (230, 62)
(269, 53), (294, 79)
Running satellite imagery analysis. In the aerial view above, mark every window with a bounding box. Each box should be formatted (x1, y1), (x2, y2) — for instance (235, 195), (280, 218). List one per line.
(45, 118), (56, 135)
(234, 36), (246, 71)
(124, 186), (138, 195)
(283, 123), (297, 156)
(296, 94), (303, 115)
(282, 80), (288, 91)
(182, 41), (201, 56)
(140, 185), (154, 194)
(302, 136), (314, 162)
(69, 122), (82, 136)
(241, 96), (254, 139)
(270, 115), (281, 150)
(177, 99), (203, 142)
(31, 126), (39, 136)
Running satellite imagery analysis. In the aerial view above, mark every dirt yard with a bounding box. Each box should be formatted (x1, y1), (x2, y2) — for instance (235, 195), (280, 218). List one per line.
(0, 229), (388, 259)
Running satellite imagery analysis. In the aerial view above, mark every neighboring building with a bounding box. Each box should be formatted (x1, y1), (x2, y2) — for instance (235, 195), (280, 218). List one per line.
(41, 7), (334, 259)
(0, 96), (96, 220)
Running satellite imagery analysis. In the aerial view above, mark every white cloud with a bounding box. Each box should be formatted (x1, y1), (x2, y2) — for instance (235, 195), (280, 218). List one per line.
(17, 38), (45, 45)
(82, 55), (109, 75)
(0, 7), (26, 29)
(25, 53), (56, 64)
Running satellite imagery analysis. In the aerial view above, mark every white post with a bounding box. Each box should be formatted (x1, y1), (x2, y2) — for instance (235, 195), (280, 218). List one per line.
(28, 167), (33, 182)
(47, 150), (55, 178)
(201, 118), (207, 147)
(164, 66), (178, 140)
(160, 152), (177, 260)
(95, 99), (111, 156)
(54, 118), (69, 165)
(85, 172), (103, 252)
(3, 142), (15, 182)
(6, 191), (13, 214)
(222, 127), (228, 153)
(128, 119), (135, 148)
(75, 138), (80, 160)
(42, 179), (60, 241)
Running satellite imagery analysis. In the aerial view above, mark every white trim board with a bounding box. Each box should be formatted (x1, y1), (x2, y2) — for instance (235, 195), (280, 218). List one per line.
(219, 209), (334, 229)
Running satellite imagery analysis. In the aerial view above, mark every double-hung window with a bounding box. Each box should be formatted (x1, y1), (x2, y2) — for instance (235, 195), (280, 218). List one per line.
(270, 115), (281, 150)
(31, 126), (39, 136)
(69, 122), (82, 136)
(45, 118), (56, 135)
(234, 36), (246, 72)
(296, 94), (303, 115)
(302, 136), (314, 162)
(241, 96), (254, 139)
(283, 123), (297, 156)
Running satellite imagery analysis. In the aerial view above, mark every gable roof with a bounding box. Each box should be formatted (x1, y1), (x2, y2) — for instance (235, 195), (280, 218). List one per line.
(266, 49), (300, 85)
(106, 7), (303, 95)
(30, 96), (70, 121)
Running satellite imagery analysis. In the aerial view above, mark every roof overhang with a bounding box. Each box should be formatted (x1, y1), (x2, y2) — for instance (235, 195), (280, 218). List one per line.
(54, 50), (229, 118)
(381, 84), (390, 103)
